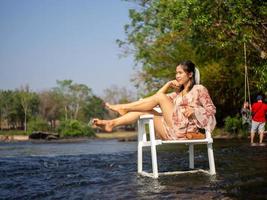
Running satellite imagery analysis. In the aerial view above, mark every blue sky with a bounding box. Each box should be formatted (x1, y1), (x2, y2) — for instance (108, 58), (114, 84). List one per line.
(0, 0), (137, 96)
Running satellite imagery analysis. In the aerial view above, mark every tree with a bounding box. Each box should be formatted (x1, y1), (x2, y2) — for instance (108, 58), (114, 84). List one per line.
(38, 90), (62, 129)
(119, 0), (267, 124)
(54, 80), (73, 120)
(102, 85), (136, 104)
(102, 85), (137, 126)
(187, 0), (267, 60)
(0, 90), (21, 129)
(18, 85), (36, 131)
(83, 95), (107, 121)
(54, 80), (93, 121)
(69, 83), (92, 120)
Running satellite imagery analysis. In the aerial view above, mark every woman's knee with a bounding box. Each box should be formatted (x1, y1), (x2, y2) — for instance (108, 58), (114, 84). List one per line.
(154, 92), (168, 101)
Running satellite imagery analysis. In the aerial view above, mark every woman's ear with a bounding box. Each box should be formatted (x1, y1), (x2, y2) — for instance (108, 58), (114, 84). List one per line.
(188, 72), (193, 78)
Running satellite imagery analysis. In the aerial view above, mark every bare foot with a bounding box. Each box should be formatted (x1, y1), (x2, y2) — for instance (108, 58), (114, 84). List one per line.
(92, 118), (113, 132)
(105, 103), (127, 116)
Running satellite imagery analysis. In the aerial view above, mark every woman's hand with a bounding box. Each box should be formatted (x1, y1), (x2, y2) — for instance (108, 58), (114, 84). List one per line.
(168, 80), (179, 89)
(157, 80), (179, 94)
(183, 106), (195, 118)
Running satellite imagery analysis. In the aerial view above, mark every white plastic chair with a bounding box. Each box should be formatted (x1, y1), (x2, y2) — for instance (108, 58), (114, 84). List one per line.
(137, 114), (216, 179)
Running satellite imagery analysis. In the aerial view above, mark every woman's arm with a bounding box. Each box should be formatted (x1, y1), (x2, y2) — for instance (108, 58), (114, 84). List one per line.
(157, 80), (179, 94)
(192, 85), (216, 132)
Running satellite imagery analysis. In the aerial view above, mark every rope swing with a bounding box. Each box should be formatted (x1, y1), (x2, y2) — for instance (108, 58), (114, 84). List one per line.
(244, 43), (251, 106)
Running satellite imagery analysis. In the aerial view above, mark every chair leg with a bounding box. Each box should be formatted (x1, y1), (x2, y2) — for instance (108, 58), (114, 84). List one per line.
(137, 120), (143, 173)
(137, 142), (143, 173)
(149, 120), (158, 178)
(207, 143), (216, 175)
(189, 144), (194, 169)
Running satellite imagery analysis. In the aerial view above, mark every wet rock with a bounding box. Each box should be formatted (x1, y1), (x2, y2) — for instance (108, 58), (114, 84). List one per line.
(29, 131), (59, 140)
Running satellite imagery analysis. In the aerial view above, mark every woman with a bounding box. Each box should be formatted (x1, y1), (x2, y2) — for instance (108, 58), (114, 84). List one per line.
(92, 60), (216, 140)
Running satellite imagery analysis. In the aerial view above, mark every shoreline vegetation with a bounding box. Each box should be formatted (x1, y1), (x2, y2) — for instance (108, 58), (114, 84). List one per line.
(0, 128), (253, 142)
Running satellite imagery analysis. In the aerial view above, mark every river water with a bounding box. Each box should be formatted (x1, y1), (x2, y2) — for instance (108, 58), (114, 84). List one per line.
(0, 139), (266, 200)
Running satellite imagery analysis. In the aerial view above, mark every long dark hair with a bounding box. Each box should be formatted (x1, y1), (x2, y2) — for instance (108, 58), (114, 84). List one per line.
(177, 60), (196, 93)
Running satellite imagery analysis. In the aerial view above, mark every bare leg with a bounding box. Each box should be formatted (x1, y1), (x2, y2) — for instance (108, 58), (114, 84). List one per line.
(153, 115), (169, 140)
(107, 94), (162, 115)
(93, 112), (147, 132)
(107, 93), (174, 128)
(250, 132), (255, 144)
(259, 132), (264, 143)
(93, 111), (169, 139)
(105, 103), (127, 116)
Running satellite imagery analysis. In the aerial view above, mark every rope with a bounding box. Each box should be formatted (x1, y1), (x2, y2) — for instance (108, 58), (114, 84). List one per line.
(247, 70), (251, 106)
(244, 43), (247, 102)
(244, 43), (251, 106)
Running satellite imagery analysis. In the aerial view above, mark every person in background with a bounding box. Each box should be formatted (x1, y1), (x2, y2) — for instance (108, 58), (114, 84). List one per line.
(241, 101), (251, 133)
(250, 95), (267, 146)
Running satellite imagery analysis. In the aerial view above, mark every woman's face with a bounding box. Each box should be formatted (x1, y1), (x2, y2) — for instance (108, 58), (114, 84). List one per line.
(175, 65), (193, 86)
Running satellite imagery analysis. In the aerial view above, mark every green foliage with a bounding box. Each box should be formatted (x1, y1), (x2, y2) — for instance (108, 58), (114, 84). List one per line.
(0, 80), (108, 134)
(224, 116), (243, 135)
(120, 0), (267, 124)
(53, 80), (93, 120)
(255, 61), (267, 91)
(0, 130), (27, 136)
(17, 86), (40, 131)
(27, 117), (50, 134)
(0, 89), (39, 129)
(38, 90), (62, 125)
(200, 61), (257, 125)
(0, 90), (19, 127)
(57, 119), (95, 137)
(83, 95), (106, 121)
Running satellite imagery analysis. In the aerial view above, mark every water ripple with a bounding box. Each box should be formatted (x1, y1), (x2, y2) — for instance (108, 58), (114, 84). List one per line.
(0, 139), (266, 199)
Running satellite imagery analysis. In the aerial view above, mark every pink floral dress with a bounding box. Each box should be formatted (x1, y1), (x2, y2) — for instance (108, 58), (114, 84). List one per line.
(162, 84), (216, 140)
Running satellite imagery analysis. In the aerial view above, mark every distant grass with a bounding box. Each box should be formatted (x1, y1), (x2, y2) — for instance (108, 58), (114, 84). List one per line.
(0, 129), (136, 138)
(96, 131), (137, 139)
(0, 130), (27, 136)
(212, 128), (230, 137)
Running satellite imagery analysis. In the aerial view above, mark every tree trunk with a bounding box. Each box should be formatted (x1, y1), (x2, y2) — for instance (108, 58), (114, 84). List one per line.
(74, 103), (80, 120)
(24, 110), (27, 132)
(52, 120), (55, 130)
(50, 120), (53, 130)
(64, 106), (68, 120)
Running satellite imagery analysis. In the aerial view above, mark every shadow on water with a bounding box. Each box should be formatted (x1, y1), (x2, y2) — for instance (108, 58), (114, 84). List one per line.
(0, 139), (266, 199)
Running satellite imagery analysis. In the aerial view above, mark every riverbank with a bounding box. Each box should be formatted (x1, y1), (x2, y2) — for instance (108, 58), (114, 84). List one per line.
(0, 131), (137, 142)
(96, 131), (137, 141)
(1, 128), (261, 142)
(0, 135), (29, 142)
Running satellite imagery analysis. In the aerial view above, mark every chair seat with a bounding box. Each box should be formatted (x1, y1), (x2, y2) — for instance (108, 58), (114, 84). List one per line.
(139, 114), (155, 119)
(161, 138), (213, 144)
